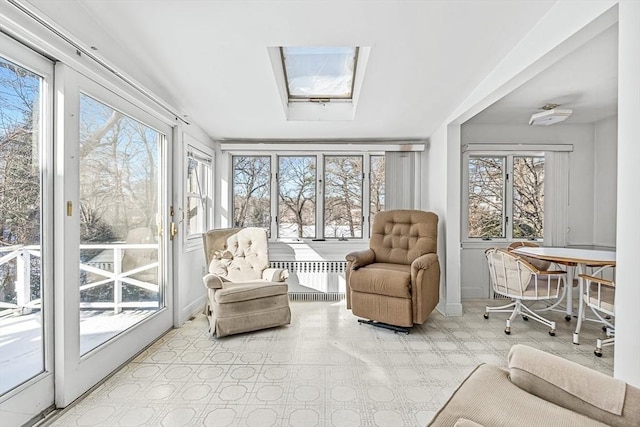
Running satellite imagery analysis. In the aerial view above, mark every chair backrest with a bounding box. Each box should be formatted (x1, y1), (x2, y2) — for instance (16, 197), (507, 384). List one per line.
(370, 210), (437, 265)
(202, 227), (269, 282)
(507, 241), (551, 271)
(486, 249), (534, 297)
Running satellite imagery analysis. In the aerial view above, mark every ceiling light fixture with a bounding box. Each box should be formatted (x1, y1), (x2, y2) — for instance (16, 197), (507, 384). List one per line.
(529, 104), (572, 126)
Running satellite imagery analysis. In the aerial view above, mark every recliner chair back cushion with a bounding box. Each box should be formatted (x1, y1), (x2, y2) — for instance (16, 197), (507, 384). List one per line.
(370, 210), (438, 265)
(204, 228), (269, 282)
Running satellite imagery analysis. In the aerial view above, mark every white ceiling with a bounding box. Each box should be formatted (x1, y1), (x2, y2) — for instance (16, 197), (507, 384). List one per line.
(24, 0), (575, 140)
(467, 23), (618, 125)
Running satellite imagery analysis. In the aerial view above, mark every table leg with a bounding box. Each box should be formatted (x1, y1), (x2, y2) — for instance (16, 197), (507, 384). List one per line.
(572, 263), (585, 345)
(564, 265), (574, 321)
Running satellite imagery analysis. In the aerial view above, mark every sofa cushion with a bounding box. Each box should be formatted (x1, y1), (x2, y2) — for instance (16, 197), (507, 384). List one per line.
(508, 344), (640, 427)
(349, 263), (411, 299)
(428, 364), (608, 427)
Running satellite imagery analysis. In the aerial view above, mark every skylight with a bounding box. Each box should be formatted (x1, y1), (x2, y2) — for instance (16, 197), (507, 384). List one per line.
(280, 46), (358, 101)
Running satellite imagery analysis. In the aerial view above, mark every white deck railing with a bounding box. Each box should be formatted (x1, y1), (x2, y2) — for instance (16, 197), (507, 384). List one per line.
(0, 243), (159, 317)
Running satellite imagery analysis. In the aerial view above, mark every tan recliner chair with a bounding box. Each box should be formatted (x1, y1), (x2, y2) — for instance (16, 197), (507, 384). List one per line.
(345, 210), (440, 333)
(202, 227), (291, 338)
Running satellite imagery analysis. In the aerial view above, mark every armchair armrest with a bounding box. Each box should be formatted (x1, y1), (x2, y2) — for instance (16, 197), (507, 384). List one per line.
(508, 344), (640, 426)
(262, 268), (289, 282)
(203, 273), (229, 289)
(412, 253), (439, 271)
(346, 249), (375, 269)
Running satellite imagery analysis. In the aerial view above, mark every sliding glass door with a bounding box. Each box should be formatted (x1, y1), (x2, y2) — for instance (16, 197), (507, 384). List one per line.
(55, 67), (173, 407)
(0, 33), (55, 426)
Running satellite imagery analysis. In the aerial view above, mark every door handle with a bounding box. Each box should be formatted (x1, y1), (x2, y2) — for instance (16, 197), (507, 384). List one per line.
(170, 222), (178, 240)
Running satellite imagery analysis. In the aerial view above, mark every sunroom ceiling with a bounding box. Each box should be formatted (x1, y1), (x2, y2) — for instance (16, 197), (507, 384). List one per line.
(23, 0), (557, 140)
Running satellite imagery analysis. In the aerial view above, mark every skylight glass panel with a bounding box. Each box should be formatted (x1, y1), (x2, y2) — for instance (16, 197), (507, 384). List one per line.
(281, 46), (358, 100)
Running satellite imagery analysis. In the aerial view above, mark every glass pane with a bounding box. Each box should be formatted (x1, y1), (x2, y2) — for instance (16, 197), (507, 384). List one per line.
(370, 155), (385, 220)
(186, 155), (210, 237)
(282, 47), (357, 99)
(513, 156), (544, 239)
(324, 156), (363, 238)
(468, 157), (505, 238)
(278, 156), (316, 238)
(233, 156), (271, 232)
(0, 56), (44, 394)
(79, 94), (162, 355)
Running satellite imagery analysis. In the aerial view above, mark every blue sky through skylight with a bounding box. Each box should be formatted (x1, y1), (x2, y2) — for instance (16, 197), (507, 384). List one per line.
(282, 47), (357, 99)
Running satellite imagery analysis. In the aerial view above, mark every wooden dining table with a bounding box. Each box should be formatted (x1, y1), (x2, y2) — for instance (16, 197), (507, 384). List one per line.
(511, 246), (616, 344)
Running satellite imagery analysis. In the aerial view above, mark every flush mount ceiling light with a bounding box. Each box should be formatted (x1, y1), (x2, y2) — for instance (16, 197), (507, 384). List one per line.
(529, 103), (573, 126)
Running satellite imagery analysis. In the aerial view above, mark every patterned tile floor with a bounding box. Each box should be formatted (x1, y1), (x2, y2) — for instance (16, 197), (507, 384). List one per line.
(44, 299), (614, 427)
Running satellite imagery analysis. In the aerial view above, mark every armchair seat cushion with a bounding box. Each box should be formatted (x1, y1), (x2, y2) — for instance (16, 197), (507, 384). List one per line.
(215, 282), (289, 304)
(349, 263), (411, 299)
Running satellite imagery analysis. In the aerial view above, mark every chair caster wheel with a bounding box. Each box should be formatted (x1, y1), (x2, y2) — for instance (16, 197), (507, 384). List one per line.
(594, 350), (603, 357)
(504, 328), (511, 335)
(549, 330), (556, 336)
(565, 315), (572, 321)
(483, 313), (489, 319)
(522, 315), (529, 321)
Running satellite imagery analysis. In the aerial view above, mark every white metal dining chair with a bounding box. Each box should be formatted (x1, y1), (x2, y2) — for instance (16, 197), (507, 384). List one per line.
(484, 248), (567, 336)
(578, 273), (616, 357)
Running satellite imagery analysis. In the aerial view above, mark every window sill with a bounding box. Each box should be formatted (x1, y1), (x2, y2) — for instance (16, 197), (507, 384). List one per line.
(269, 240), (368, 261)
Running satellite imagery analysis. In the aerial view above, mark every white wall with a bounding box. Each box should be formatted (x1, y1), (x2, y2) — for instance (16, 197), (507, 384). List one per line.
(173, 127), (215, 327)
(593, 115), (618, 247)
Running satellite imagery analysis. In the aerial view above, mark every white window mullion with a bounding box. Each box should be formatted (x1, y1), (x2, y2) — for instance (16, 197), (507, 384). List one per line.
(317, 154), (324, 239)
(505, 155), (515, 240)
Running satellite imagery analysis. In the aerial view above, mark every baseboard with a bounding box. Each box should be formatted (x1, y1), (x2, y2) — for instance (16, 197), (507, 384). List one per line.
(436, 301), (463, 317)
(179, 295), (207, 326)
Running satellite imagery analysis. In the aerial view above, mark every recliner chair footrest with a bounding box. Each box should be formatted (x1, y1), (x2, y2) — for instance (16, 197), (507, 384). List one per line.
(358, 319), (410, 334)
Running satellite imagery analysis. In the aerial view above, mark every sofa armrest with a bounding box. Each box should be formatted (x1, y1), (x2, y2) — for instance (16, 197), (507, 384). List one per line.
(345, 249), (375, 269)
(262, 268), (289, 282)
(203, 273), (228, 289)
(509, 344), (640, 426)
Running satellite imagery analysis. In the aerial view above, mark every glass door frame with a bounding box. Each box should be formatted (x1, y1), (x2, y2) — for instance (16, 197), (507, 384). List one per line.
(0, 32), (55, 426)
(54, 64), (174, 407)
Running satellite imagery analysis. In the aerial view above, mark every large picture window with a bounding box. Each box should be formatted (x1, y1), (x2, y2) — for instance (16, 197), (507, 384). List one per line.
(467, 154), (544, 240)
(232, 156), (271, 230)
(231, 152), (385, 240)
(278, 156), (317, 239)
(324, 156), (363, 239)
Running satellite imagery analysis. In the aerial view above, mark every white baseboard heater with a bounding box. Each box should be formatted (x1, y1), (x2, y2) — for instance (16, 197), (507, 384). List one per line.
(270, 261), (347, 302)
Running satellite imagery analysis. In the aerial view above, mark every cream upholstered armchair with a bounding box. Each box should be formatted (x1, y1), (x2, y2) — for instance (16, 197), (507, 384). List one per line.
(345, 210), (440, 334)
(202, 227), (291, 338)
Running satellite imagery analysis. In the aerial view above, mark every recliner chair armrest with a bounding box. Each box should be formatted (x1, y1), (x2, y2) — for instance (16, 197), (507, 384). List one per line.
(262, 268), (289, 282)
(412, 253), (439, 271)
(203, 273), (228, 289)
(346, 249), (375, 269)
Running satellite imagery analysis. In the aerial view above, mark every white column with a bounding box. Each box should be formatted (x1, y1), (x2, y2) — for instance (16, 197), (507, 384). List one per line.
(614, 0), (640, 387)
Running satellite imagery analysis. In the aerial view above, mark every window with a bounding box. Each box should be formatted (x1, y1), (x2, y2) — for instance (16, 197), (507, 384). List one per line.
(467, 154), (544, 240)
(280, 47), (358, 101)
(185, 148), (212, 239)
(231, 153), (385, 240)
(233, 156), (271, 230)
(324, 156), (363, 239)
(370, 155), (385, 218)
(278, 156), (317, 238)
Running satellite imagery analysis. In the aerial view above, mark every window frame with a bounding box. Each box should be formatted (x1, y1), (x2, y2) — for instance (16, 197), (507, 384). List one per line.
(230, 151), (384, 242)
(184, 145), (213, 243)
(463, 150), (545, 242)
(279, 46), (359, 102)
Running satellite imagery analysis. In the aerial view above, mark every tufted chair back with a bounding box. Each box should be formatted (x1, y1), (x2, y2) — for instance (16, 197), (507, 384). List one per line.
(370, 210), (438, 265)
(202, 227), (269, 282)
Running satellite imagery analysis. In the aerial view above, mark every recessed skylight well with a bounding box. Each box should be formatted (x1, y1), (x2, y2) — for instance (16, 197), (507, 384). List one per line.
(268, 45), (369, 121)
(280, 46), (358, 101)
